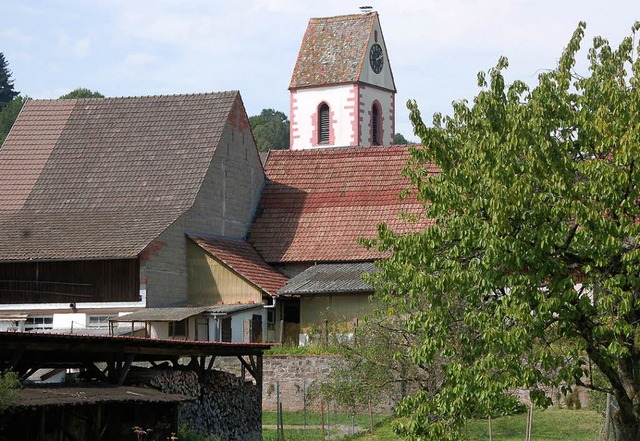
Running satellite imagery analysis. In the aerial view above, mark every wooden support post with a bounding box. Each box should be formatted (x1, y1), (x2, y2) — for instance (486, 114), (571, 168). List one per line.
(206, 355), (216, 371)
(117, 354), (135, 385)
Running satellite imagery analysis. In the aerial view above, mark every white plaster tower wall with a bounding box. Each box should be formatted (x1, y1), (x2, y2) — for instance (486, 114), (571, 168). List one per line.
(358, 85), (394, 146)
(290, 84), (360, 150)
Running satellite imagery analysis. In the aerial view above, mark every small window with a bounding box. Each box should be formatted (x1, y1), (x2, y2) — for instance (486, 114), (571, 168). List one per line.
(372, 103), (381, 146)
(318, 103), (330, 144)
(88, 315), (111, 328)
(221, 317), (232, 342)
(25, 316), (53, 331)
(169, 319), (186, 337)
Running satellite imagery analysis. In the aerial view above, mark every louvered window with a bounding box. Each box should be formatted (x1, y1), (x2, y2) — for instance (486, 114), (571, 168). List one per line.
(319, 103), (330, 144)
(372, 104), (380, 145)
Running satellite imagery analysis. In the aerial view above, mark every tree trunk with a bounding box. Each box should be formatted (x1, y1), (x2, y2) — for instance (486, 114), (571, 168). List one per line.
(611, 395), (640, 441)
(613, 417), (640, 441)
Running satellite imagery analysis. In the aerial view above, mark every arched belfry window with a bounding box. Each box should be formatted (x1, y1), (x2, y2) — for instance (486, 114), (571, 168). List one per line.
(318, 103), (330, 144)
(372, 103), (381, 146)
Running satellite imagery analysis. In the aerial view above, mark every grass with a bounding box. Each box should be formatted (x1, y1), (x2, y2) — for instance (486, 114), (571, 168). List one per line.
(263, 344), (342, 356)
(264, 408), (603, 441)
(464, 408), (602, 441)
(263, 410), (384, 427)
(263, 428), (326, 441)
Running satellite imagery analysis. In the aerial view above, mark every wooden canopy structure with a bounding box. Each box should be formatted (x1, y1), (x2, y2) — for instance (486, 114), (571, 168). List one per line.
(0, 331), (271, 389)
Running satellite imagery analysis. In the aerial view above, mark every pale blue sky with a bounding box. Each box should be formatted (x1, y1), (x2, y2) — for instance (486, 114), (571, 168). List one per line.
(3, 0), (639, 141)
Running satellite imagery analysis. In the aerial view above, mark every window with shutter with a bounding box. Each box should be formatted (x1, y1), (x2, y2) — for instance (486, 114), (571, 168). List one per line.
(319, 103), (330, 144)
(372, 104), (380, 145)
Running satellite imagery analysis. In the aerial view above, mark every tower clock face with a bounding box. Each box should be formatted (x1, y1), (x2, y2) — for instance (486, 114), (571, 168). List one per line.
(369, 44), (384, 74)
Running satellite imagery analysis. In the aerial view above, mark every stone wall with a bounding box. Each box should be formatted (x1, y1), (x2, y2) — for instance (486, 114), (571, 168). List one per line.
(262, 355), (337, 412)
(213, 355), (400, 414)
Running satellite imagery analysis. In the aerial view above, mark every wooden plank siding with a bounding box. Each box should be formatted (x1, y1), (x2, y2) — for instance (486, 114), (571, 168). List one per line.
(187, 241), (263, 305)
(0, 259), (139, 304)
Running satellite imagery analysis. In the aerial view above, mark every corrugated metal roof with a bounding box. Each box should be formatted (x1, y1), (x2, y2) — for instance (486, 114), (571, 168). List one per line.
(111, 304), (262, 322)
(278, 262), (377, 296)
(207, 303), (263, 315)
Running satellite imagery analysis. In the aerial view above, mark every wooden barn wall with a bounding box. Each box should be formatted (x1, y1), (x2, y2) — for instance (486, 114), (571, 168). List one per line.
(0, 259), (139, 304)
(187, 241), (263, 305)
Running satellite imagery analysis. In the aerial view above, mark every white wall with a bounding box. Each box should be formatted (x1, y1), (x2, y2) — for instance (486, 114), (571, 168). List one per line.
(290, 84), (358, 149)
(358, 85), (395, 146)
(290, 83), (394, 149)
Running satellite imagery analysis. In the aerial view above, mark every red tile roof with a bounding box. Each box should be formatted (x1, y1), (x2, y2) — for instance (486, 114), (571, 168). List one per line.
(0, 92), (241, 261)
(189, 235), (288, 296)
(290, 13), (381, 89)
(248, 146), (435, 263)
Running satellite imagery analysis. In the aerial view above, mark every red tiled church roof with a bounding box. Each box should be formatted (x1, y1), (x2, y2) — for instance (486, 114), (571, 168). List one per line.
(0, 92), (241, 261)
(249, 146), (435, 263)
(189, 236), (288, 296)
(290, 13), (384, 89)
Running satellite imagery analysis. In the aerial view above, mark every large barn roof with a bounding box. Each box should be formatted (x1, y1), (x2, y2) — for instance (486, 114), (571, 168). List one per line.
(248, 145), (434, 263)
(0, 92), (242, 261)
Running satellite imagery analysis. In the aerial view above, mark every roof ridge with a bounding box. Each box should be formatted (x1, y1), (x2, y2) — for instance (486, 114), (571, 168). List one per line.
(26, 90), (240, 102)
(309, 12), (377, 21)
(189, 234), (247, 244)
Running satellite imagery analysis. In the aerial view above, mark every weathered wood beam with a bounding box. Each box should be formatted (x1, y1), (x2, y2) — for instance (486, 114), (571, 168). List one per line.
(117, 354), (136, 385)
(83, 362), (108, 382)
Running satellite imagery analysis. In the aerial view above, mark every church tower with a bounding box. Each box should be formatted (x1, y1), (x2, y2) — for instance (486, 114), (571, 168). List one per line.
(289, 12), (396, 150)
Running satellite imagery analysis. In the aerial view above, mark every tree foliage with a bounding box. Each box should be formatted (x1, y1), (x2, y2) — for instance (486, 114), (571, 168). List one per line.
(393, 132), (411, 145)
(59, 88), (105, 99)
(309, 315), (445, 419)
(366, 21), (640, 441)
(0, 371), (20, 411)
(249, 108), (289, 152)
(0, 53), (19, 109)
(0, 95), (25, 146)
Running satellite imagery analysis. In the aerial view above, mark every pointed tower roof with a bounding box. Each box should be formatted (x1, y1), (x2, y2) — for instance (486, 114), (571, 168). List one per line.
(289, 12), (395, 91)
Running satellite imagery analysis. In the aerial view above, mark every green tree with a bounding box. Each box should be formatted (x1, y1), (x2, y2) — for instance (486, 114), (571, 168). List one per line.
(0, 53), (19, 109)
(249, 108), (289, 152)
(0, 371), (20, 411)
(0, 95), (25, 146)
(59, 88), (104, 99)
(393, 132), (411, 145)
(309, 315), (445, 433)
(366, 22), (640, 441)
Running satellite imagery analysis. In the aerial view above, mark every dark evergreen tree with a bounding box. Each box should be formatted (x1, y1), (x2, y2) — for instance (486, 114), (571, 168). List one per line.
(0, 53), (19, 108)
(0, 96), (25, 146)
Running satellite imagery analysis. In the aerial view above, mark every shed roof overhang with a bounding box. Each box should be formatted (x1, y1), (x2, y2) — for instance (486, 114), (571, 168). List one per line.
(0, 331), (272, 387)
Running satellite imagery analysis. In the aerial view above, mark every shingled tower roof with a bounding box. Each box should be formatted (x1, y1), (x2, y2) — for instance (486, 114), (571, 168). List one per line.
(0, 92), (242, 261)
(289, 12), (395, 90)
